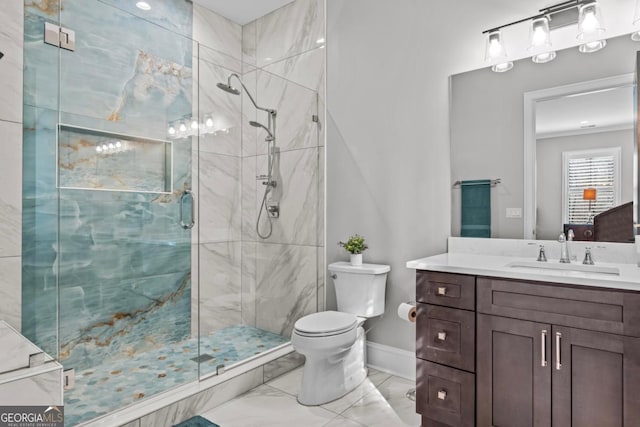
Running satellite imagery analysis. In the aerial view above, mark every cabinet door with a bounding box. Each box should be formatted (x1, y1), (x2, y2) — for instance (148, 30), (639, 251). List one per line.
(477, 314), (551, 427)
(552, 326), (640, 427)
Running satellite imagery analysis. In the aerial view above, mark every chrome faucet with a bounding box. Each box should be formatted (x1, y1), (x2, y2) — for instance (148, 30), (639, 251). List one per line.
(537, 245), (548, 262)
(559, 232), (570, 263)
(583, 247), (594, 265)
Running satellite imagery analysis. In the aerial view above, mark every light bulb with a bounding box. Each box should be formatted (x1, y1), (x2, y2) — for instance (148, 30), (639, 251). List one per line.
(168, 125), (176, 135)
(191, 119), (199, 130)
(205, 117), (214, 128)
(532, 27), (546, 45)
(96, 146), (102, 153)
(489, 38), (503, 58)
(102, 144), (108, 151)
(179, 122), (187, 132)
(115, 141), (122, 148)
(108, 143), (114, 149)
(582, 10), (597, 32)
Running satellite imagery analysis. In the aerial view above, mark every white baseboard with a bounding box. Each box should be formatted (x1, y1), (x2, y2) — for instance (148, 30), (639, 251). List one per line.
(366, 341), (416, 381)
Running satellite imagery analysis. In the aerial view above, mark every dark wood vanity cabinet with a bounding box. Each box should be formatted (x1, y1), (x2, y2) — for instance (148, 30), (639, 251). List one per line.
(416, 271), (476, 427)
(416, 271), (640, 427)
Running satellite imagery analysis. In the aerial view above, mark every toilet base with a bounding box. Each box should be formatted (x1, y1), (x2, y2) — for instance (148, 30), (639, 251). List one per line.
(297, 326), (367, 406)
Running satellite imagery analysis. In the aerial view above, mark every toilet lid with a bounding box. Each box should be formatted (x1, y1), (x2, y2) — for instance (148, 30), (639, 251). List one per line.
(294, 311), (357, 336)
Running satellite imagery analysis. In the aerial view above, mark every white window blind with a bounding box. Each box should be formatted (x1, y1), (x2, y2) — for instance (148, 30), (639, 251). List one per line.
(562, 148), (621, 224)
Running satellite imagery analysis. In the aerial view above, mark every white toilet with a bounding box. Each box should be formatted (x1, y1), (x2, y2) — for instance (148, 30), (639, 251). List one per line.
(291, 261), (390, 405)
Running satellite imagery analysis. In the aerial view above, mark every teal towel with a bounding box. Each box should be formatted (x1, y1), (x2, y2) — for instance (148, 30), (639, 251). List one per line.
(461, 180), (491, 238)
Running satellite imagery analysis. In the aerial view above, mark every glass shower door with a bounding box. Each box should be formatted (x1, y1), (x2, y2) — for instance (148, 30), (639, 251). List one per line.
(55, 1), (198, 424)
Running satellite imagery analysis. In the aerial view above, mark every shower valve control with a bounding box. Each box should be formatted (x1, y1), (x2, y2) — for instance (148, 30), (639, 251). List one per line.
(266, 200), (280, 218)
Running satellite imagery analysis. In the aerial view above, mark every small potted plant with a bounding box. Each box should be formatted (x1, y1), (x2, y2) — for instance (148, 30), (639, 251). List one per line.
(338, 234), (368, 266)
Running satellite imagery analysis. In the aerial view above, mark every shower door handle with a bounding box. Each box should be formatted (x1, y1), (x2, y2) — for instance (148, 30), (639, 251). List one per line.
(180, 190), (195, 230)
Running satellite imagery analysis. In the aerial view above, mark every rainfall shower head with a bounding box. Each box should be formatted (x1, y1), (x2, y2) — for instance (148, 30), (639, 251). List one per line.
(216, 82), (240, 95)
(217, 73), (277, 116)
(250, 121), (274, 141)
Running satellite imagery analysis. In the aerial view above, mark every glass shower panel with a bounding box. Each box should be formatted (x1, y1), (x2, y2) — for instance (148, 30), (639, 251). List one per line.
(56, 1), (198, 424)
(22, 0), (62, 365)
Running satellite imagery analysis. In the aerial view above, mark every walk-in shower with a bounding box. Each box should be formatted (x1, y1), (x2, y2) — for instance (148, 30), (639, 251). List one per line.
(20, 0), (323, 424)
(217, 73), (280, 239)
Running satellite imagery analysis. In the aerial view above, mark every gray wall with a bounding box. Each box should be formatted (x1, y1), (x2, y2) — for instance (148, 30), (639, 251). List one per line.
(451, 35), (640, 240)
(536, 129), (634, 240)
(326, 1), (455, 351)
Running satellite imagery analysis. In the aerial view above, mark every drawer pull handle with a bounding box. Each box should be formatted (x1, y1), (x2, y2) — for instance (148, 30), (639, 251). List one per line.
(437, 390), (447, 400)
(437, 286), (447, 296)
(556, 332), (562, 370)
(437, 331), (447, 341)
(541, 329), (547, 367)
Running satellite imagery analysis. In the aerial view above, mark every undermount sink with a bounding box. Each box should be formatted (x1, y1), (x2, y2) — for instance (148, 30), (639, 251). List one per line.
(506, 260), (620, 276)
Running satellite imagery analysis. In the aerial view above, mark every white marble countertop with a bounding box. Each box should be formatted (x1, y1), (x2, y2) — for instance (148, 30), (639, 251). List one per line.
(407, 252), (640, 292)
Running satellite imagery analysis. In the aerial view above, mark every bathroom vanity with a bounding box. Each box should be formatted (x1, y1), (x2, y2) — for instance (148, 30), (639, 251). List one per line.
(408, 246), (640, 427)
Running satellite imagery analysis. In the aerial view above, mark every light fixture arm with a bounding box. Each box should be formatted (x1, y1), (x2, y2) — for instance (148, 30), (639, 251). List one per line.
(482, 0), (592, 34)
(227, 73), (277, 117)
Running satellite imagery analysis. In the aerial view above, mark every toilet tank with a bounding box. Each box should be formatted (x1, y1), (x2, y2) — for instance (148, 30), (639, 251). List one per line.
(328, 262), (390, 317)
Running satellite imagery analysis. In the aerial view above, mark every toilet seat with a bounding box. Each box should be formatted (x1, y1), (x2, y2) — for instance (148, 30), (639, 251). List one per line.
(294, 311), (357, 337)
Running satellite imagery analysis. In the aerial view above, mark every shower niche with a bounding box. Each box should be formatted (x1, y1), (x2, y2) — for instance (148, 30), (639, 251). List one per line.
(58, 124), (173, 194)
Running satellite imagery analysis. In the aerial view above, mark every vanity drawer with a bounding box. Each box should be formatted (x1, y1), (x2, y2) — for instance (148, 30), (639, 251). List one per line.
(417, 271), (475, 311)
(416, 360), (474, 427)
(477, 277), (640, 337)
(417, 304), (475, 372)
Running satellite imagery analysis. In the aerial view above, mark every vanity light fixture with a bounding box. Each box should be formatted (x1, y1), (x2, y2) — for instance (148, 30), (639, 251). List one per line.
(528, 17), (556, 63)
(484, 30), (513, 73)
(483, 0), (609, 71)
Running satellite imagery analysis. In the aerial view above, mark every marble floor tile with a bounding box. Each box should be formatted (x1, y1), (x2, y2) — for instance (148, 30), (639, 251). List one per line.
(321, 368), (392, 415)
(199, 368), (416, 427)
(341, 376), (420, 427)
(264, 365), (303, 396)
(201, 384), (336, 427)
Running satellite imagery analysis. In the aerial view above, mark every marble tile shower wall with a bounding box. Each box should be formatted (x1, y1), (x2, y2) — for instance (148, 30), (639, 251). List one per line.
(22, 0), (196, 370)
(0, 0), (23, 334)
(241, 0), (326, 337)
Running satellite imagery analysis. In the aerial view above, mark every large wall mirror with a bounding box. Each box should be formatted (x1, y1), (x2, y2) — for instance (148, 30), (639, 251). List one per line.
(450, 33), (638, 243)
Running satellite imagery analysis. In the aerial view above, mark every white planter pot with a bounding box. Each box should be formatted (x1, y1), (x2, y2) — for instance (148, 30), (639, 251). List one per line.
(350, 254), (363, 266)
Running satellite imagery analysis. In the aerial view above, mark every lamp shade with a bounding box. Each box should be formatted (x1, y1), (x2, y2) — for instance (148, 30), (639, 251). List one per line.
(528, 17), (552, 51)
(577, 1), (605, 40)
(583, 188), (597, 201)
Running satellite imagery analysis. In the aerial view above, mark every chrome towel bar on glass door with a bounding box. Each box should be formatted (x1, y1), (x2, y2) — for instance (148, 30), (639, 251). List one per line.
(180, 190), (195, 229)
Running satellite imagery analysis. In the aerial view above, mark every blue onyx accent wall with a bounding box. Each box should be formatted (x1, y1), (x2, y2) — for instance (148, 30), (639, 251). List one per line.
(22, 0), (195, 372)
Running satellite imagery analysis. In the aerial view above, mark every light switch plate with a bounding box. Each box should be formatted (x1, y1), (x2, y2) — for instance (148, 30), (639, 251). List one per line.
(506, 208), (522, 218)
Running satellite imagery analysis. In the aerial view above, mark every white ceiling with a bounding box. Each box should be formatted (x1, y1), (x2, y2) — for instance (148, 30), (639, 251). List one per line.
(193, 0), (296, 24)
(536, 85), (634, 138)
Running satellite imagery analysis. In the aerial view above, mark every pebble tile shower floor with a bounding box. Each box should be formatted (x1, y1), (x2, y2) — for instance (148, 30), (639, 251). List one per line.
(64, 325), (289, 426)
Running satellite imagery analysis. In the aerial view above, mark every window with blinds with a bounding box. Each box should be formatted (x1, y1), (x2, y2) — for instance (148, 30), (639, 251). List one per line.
(562, 148), (621, 224)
